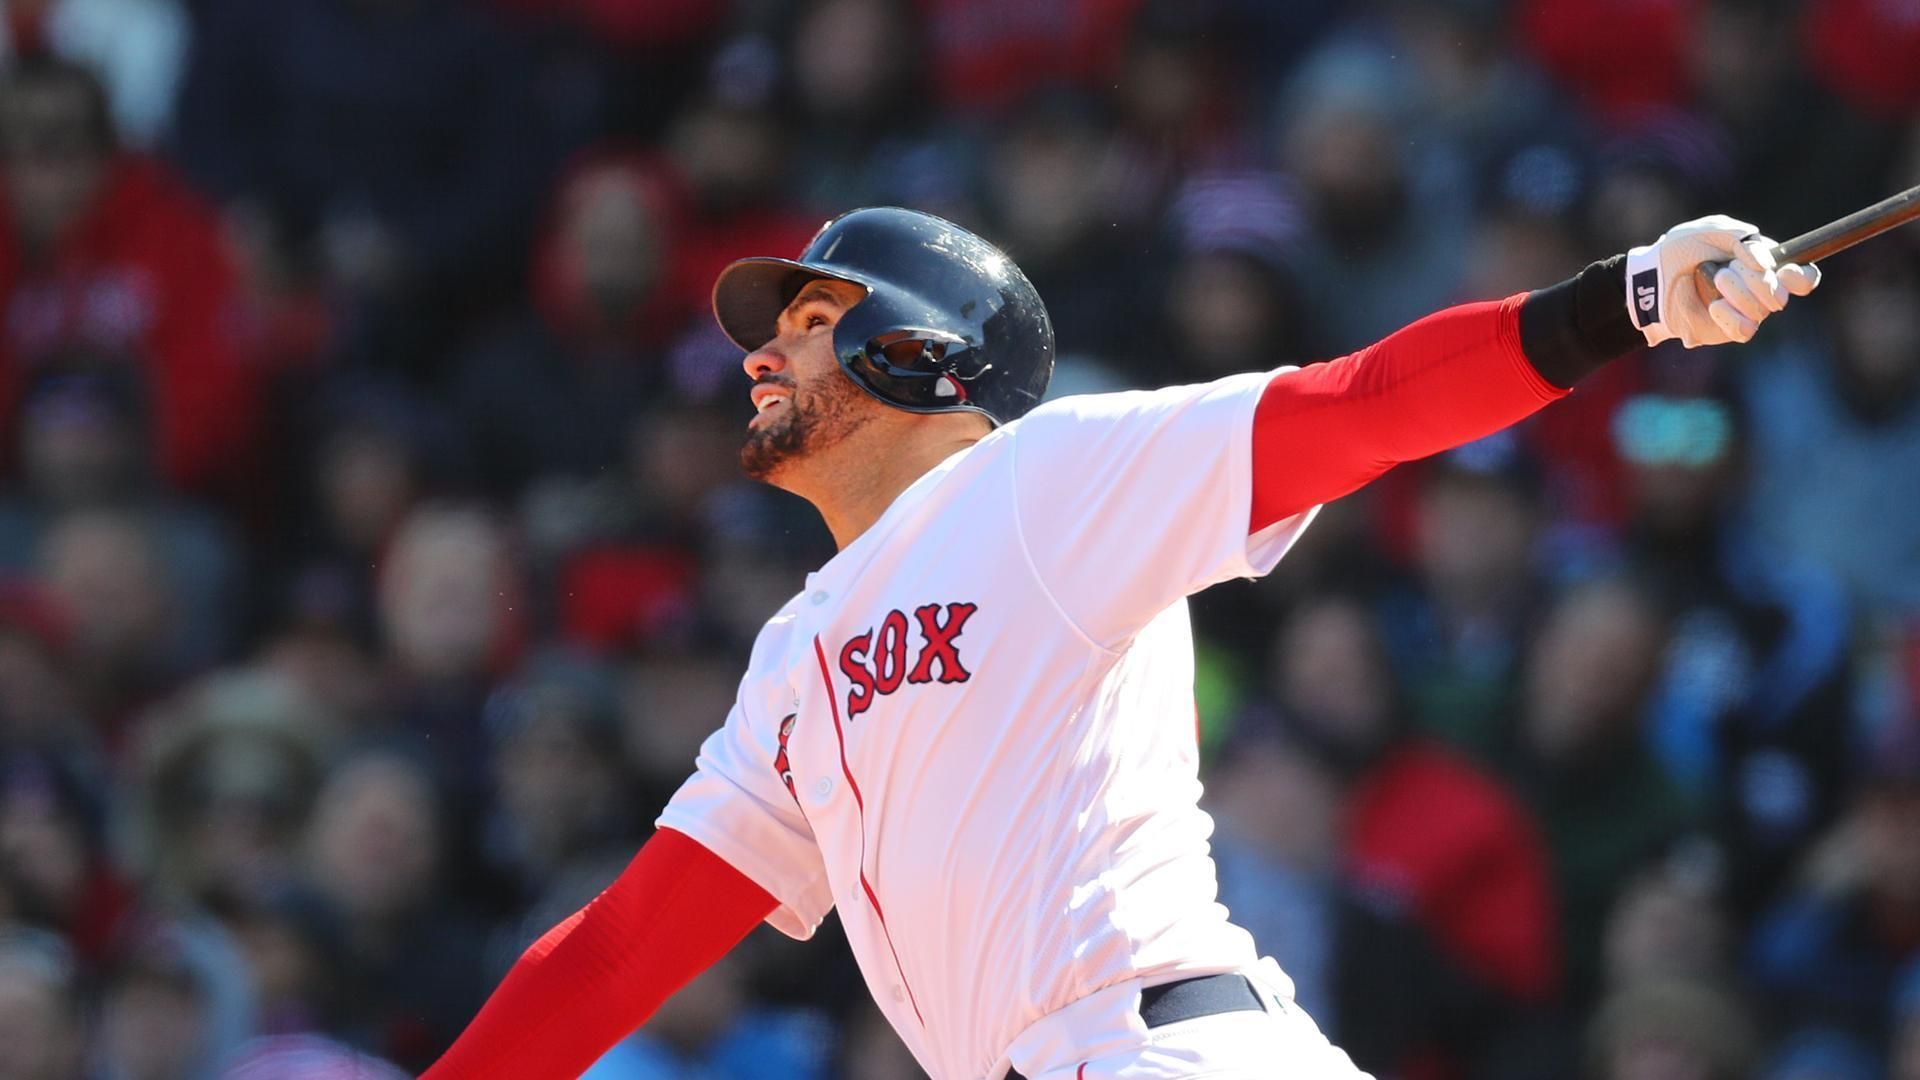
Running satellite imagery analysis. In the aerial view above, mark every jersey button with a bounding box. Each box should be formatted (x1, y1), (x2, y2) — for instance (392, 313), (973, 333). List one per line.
(809, 590), (829, 605)
(813, 777), (833, 800)
(890, 986), (906, 1003)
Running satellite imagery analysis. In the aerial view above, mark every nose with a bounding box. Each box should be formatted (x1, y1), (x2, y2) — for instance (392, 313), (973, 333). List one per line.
(743, 345), (788, 381)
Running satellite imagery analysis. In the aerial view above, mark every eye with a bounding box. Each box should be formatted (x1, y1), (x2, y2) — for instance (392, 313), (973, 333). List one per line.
(806, 314), (830, 330)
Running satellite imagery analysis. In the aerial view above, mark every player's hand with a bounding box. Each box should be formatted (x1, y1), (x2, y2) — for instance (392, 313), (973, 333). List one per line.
(1625, 214), (1821, 348)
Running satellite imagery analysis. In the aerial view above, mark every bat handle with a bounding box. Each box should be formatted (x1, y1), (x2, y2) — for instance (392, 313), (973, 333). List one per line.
(1692, 183), (1920, 304)
(1690, 245), (1799, 309)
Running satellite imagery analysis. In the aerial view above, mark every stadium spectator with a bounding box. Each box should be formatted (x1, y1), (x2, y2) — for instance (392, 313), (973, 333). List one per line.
(1611, 360), (1854, 910)
(35, 509), (186, 744)
(0, 364), (242, 670)
(1502, 576), (1694, 1004)
(1599, 846), (1734, 994)
(1271, 37), (1472, 351)
(1264, 593), (1561, 1004)
(1749, 726), (1920, 1051)
(130, 670), (332, 911)
(0, 56), (254, 500)
(1377, 438), (1547, 753)
(452, 153), (683, 502)
(0, 751), (130, 969)
(476, 653), (634, 950)
(0, 0), (189, 148)
(95, 928), (222, 1080)
(1207, 707), (1504, 1079)
(780, 0), (968, 219)
(0, 0), (1908, 1073)
(374, 505), (524, 805)
(1743, 235), (1920, 615)
(301, 750), (484, 1070)
(1586, 977), (1758, 1080)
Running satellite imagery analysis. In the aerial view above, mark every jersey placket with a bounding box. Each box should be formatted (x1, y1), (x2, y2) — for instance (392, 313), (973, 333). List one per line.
(809, 632), (929, 1030)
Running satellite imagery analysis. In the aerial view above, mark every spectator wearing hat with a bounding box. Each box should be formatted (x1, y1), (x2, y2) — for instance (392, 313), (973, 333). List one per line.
(1269, 37), (1473, 352)
(1140, 170), (1313, 385)
(0, 361), (242, 673)
(130, 670), (332, 915)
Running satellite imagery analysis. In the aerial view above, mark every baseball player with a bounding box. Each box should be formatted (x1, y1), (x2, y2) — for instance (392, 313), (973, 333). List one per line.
(423, 208), (1816, 1079)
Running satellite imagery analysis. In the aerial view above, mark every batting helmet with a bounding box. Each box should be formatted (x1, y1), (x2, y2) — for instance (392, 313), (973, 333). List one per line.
(712, 207), (1054, 427)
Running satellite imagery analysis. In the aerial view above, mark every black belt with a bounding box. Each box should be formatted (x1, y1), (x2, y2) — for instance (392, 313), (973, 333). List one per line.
(1004, 973), (1268, 1080)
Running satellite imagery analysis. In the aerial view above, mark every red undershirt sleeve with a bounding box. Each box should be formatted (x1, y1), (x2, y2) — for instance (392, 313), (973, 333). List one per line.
(1249, 294), (1566, 534)
(421, 827), (777, 1079)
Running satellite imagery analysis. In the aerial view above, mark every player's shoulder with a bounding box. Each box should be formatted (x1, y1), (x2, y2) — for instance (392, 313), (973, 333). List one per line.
(1002, 373), (1275, 442)
(742, 591), (810, 662)
(996, 387), (1178, 445)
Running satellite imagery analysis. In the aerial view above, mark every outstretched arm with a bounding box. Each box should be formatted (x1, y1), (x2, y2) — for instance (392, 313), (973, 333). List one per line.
(422, 828), (777, 1079)
(1249, 220), (1820, 533)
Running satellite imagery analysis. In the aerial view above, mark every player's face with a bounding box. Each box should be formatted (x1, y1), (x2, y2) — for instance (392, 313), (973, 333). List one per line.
(740, 279), (877, 482)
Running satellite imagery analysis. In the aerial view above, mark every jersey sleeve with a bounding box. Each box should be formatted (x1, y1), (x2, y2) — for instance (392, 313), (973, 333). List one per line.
(656, 690), (835, 940)
(1009, 370), (1318, 649)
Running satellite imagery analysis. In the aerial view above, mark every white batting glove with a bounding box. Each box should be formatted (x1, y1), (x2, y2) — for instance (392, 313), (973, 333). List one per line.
(1625, 214), (1821, 348)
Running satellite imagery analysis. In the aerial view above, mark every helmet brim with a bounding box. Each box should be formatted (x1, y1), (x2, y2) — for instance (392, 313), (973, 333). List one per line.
(711, 257), (872, 353)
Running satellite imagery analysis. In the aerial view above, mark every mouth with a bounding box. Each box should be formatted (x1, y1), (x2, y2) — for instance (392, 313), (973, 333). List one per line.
(749, 383), (793, 425)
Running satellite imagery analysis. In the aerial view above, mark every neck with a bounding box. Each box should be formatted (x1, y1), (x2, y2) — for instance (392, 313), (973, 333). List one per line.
(787, 420), (987, 549)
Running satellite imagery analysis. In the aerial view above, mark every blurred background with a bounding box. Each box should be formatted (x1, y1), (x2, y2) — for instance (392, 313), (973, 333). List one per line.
(0, 0), (1917, 1077)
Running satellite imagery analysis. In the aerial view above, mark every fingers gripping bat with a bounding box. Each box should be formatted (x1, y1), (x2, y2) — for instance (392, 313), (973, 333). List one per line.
(1695, 182), (1920, 303)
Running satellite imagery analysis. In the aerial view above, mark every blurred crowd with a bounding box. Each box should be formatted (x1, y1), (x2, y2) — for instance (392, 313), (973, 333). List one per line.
(0, 0), (1918, 1077)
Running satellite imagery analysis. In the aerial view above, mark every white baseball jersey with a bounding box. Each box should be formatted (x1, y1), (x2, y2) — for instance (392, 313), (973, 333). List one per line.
(659, 370), (1320, 1080)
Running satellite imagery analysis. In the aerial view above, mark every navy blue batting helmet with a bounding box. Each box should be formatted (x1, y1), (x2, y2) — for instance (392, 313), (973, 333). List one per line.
(711, 207), (1055, 427)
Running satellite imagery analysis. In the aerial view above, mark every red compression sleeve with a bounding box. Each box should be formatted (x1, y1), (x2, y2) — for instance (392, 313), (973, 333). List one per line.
(422, 828), (778, 1079)
(1249, 295), (1564, 533)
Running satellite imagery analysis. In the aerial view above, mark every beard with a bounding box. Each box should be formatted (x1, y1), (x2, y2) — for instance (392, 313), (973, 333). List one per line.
(740, 367), (874, 482)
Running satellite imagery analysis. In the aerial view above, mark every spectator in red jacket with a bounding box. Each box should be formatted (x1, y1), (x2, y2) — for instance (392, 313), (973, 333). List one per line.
(1266, 591), (1563, 1004)
(0, 55), (254, 501)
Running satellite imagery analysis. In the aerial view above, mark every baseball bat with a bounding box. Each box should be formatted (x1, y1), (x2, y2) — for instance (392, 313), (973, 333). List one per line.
(1694, 182), (1920, 303)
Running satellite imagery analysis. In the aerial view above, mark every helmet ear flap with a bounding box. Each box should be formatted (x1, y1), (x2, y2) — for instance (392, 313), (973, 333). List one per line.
(714, 208), (1054, 424)
(839, 324), (985, 413)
